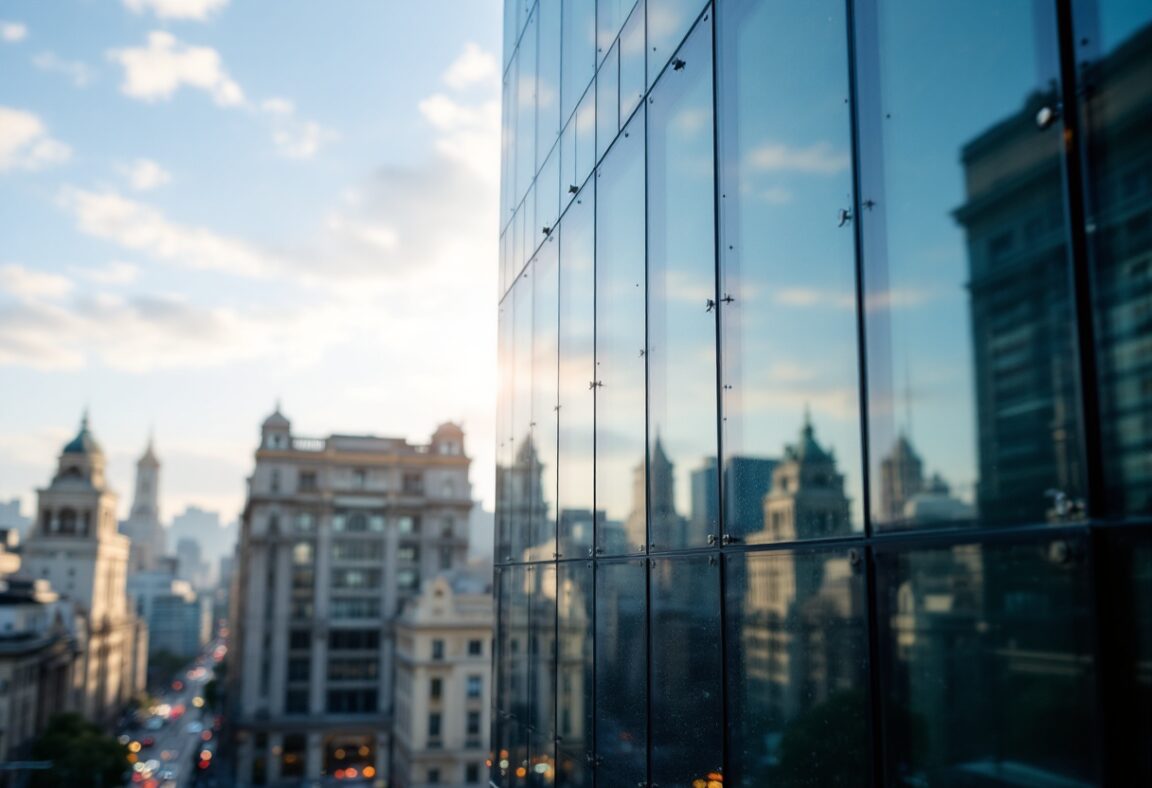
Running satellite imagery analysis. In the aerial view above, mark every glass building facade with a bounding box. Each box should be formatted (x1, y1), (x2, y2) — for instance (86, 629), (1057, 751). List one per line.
(493, 1), (1152, 785)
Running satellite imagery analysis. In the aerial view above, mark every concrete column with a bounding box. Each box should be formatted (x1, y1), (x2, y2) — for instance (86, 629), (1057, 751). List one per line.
(306, 731), (324, 781)
(236, 736), (255, 788)
(267, 732), (284, 783)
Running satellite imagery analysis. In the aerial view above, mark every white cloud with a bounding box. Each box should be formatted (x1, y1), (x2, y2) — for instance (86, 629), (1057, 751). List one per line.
(58, 187), (273, 277)
(122, 158), (171, 190)
(122, 0), (229, 21)
(443, 42), (498, 90)
(260, 97), (294, 116)
(418, 94), (500, 183)
(271, 117), (338, 160)
(107, 32), (244, 106)
(749, 141), (850, 174)
(0, 264), (74, 301)
(772, 286), (934, 312)
(33, 52), (96, 87)
(73, 261), (140, 285)
(1, 22), (27, 42)
(0, 107), (71, 172)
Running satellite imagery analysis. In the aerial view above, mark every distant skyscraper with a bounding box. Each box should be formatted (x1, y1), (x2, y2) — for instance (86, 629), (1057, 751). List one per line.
(120, 436), (165, 572)
(22, 413), (147, 722)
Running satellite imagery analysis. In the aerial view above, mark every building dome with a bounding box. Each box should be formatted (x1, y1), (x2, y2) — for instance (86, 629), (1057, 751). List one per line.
(262, 404), (291, 430)
(62, 412), (103, 456)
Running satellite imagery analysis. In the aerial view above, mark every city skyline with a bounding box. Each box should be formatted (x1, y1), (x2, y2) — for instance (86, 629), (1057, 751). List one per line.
(0, 0), (504, 521)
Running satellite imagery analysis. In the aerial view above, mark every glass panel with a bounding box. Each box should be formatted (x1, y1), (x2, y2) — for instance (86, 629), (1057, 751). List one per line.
(516, 11), (538, 205)
(876, 539), (1098, 784)
(560, 113), (578, 217)
(496, 299), (514, 563)
(498, 566), (532, 785)
(558, 189), (596, 560)
(538, 0), (562, 174)
(595, 107), (646, 556)
(726, 549), (869, 785)
(716, 0), (862, 542)
(537, 142), (561, 240)
(556, 562), (594, 786)
(596, 42), (620, 161)
(594, 559), (646, 786)
(574, 87), (596, 190)
(619, 1), (645, 124)
(858, 1), (1079, 529)
(502, 71), (516, 227)
(509, 269), (535, 562)
(532, 236), (559, 558)
(528, 564), (557, 784)
(651, 555), (721, 785)
(1075, 3), (1152, 516)
(597, 0), (637, 62)
(647, 0), (705, 86)
(562, 0), (597, 126)
(647, 19), (716, 550)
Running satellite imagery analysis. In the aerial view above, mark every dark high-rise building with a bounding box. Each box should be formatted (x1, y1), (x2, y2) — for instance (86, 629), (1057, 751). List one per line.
(493, 1), (1152, 785)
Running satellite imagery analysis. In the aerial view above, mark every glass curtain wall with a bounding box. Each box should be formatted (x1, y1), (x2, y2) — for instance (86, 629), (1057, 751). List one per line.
(495, 0), (1152, 785)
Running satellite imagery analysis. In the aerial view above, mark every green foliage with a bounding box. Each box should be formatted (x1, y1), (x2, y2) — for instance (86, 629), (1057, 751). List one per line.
(29, 713), (128, 788)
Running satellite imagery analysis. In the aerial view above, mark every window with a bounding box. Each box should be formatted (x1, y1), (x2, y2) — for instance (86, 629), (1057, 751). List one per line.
(294, 512), (315, 533)
(468, 639), (483, 657)
(326, 689), (378, 715)
(439, 547), (453, 570)
(330, 597), (381, 619)
(298, 471), (317, 492)
(431, 639), (445, 661)
(398, 545), (420, 563)
(353, 468), (367, 488)
(332, 540), (384, 561)
(331, 569), (381, 589)
(467, 710), (481, 735)
(398, 569), (420, 592)
(285, 689), (308, 715)
(402, 472), (424, 494)
(288, 630), (310, 650)
(428, 713), (441, 739)
(396, 515), (420, 534)
(466, 675), (482, 699)
(428, 768), (441, 784)
(327, 659), (378, 681)
(292, 542), (313, 565)
(270, 469), (280, 493)
(466, 764), (481, 783)
(287, 658), (310, 682)
(430, 677), (442, 700)
(328, 629), (380, 651)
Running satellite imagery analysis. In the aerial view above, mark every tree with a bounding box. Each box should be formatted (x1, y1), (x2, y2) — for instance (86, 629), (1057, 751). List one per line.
(30, 713), (128, 788)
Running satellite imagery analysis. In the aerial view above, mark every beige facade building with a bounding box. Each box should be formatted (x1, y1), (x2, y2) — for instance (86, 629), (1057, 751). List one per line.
(393, 571), (492, 788)
(21, 414), (148, 723)
(230, 408), (475, 786)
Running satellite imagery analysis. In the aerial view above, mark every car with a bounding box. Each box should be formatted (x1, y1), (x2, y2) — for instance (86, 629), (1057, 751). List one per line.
(140, 736), (156, 748)
(145, 717), (164, 732)
(185, 721), (204, 734)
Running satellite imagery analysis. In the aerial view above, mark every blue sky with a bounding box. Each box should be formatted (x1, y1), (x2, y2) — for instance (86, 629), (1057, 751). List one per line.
(0, 0), (503, 522)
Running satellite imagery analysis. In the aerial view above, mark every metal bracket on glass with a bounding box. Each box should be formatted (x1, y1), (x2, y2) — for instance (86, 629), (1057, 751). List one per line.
(568, 184), (579, 194)
(838, 208), (853, 227)
(1035, 103), (1062, 130)
(542, 226), (553, 236)
(706, 298), (716, 312)
(721, 294), (734, 305)
(721, 534), (739, 545)
(707, 533), (718, 545)
(672, 58), (686, 71)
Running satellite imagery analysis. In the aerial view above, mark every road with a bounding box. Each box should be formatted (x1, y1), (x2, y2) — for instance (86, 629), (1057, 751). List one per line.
(122, 640), (226, 788)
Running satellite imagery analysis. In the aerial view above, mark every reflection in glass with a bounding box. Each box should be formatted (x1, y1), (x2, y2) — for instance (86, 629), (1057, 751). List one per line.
(596, 42), (619, 161)
(619, 1), (645, 124)
(561, 0), (596, 127)
(726, 550), (868, 785)
(594, 560), (646, 787)
(528, 565), (557, 784)
(859, 2), (1080, 529)
(531, 237), (559, 559)
(497, 565), (532, 785)
(558, 190), (596, 560)
(537, 144), (560, 244)
(876, 540), (1098, 784)
(1075, 4), (1152, 516)
(515, 9), (538, 204)
(595, 108), (646, 555)
(647, 18), (716, 550)
(537, 0), (561, 174)
(647, 0), (705, 87)
(597, 0), (637, 61)
(556, 563), (594, 786)
(508, 268), (536, 562)
(496, 299), (514, 562)
(651, 555), (721, 785)
(717, 0), (863, 538)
